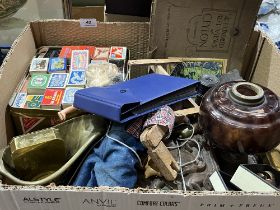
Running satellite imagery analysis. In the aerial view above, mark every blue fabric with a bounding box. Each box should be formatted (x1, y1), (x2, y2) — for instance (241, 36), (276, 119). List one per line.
(258, 0), (277, 16)
(73, 122), (146, 188)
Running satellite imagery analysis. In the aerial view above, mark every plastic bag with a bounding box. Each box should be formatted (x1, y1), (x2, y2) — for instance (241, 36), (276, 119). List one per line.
(86, 62), (123, 87)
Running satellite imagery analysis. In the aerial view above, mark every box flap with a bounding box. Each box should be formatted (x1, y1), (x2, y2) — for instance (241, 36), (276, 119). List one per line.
(1, 185), (280, 210)
(0, 25), (36, 148)
(30, 20), (149, 61)
(251, 32), (280, 96)
(149, 0), (262, 71)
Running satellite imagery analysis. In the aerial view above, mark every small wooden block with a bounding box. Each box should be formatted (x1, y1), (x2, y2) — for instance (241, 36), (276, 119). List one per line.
(140, 125), (167, 148)
(140, 125), (180, 181)
(149, 65), (170, 75)
(174, 98), (200, 117)
(148, 142), (180, 181)
(144, 157), (162, 179)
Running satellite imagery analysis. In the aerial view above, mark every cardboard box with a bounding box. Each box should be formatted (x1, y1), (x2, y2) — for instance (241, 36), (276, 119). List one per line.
(149, 0), (262, 71)
(1, 17), (280, 210)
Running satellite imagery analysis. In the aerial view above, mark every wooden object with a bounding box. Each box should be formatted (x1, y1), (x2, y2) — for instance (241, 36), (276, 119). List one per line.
(140, 125), (179, 181)
(174, 98), (200, 117)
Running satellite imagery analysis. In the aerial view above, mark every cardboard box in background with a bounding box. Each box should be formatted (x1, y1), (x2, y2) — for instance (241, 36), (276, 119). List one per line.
(149, 0), (262, 71)
(72, 6), (105, 21)
(105, 0), (152, 17)
(72, 0), (105, 7)
(104, 0), (151, 22)
(105, 13), (150, 22)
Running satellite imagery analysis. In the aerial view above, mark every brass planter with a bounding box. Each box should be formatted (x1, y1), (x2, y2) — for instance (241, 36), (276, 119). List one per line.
(0, 114), (108, 185)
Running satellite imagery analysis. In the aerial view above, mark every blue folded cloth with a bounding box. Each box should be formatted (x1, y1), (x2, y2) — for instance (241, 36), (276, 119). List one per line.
(73, 122), (146, 188)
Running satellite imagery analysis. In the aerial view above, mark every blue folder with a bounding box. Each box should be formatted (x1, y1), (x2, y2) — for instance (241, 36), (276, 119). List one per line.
(74, 74), (198, 123)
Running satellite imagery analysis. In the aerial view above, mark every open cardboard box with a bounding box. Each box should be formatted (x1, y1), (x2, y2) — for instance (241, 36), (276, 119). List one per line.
(1, 1), (280, 209)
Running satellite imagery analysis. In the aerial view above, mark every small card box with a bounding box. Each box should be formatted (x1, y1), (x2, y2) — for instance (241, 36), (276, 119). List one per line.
(12, 93), (27, 108)
(41, 89), (64, 110)
(67, 71), (86, 87)
(48, 57), (67, 73)
(109, 47), (127, 60)
(92, 47), (110, 60)
(62, 87), (83, 109)
(27, 74), (50, 95)
(29, 58), (49, 74)
(70, 50), (89, 71)
(47, 73), (68, 89)
(25, 95), (43, 109)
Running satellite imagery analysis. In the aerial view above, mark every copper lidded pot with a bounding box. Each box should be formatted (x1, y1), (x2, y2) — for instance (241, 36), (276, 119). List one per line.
(199, 81), (280, 154)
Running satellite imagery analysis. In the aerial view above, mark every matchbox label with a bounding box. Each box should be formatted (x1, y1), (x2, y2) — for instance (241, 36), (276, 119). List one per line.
(187, 9), (236, 52)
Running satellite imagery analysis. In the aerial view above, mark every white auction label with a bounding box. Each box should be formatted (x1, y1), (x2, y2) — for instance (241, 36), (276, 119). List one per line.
(80, 19), (97, 27)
